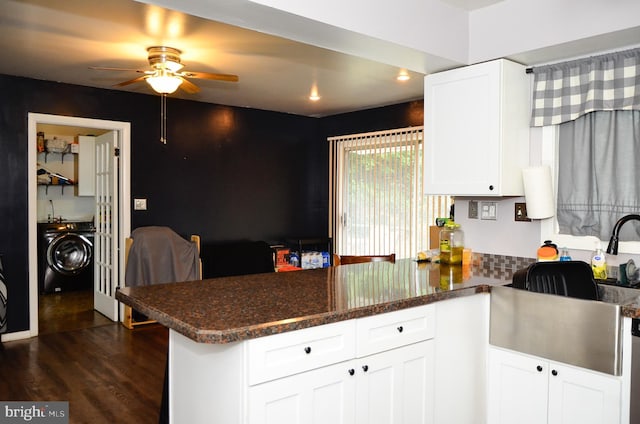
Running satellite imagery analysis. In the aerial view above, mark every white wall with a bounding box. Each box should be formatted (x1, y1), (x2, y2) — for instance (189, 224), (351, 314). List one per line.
(455, 197), (540, 258)
(469, 0), (640, 64)
(247, 0), (470, 63)
(153, 0), (640, 74)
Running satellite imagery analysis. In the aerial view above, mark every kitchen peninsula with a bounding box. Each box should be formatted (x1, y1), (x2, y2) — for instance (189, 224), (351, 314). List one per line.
(117, 258), (640, 423)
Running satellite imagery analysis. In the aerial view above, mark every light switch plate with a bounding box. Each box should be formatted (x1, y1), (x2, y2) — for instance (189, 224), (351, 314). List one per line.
(134, 198), (147, 211)
(514, 202), (531, 222)
(468, 200), (478, 219)
(481, 202), (497, 220)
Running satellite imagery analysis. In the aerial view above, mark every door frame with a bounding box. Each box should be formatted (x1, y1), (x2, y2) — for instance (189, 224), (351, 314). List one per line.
(27, 113), (130, 338)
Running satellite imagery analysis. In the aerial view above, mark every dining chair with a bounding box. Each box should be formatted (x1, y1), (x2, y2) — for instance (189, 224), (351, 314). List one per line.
(122, 226), (201, 329)
(333, 253), (395, 265)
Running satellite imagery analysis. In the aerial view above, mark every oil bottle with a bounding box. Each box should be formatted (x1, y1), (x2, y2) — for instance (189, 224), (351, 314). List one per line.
(439, 222), (464, 264)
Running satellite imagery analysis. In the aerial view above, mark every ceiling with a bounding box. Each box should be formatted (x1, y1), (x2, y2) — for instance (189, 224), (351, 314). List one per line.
(1, 0), (433, 117)
(0, 0), (636, 118)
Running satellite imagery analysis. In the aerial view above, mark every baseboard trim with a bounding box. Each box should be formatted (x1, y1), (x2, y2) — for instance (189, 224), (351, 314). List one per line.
(1, 330), (33, 342)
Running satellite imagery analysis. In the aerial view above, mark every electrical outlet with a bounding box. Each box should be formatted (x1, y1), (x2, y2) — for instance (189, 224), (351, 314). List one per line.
(481, 202), (497, 220)
(468, 200), (478, 219)
(134, 198), (147, 211)
(514, 202), (531, 222)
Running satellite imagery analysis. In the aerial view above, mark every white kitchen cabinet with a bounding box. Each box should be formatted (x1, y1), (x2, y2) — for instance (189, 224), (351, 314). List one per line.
(248, 340), (434, 424)
(170, 303), (437, 424)
(248, 304), (435, 424)
(434, 293), (490, 424)
(76, 135), (95, 196)
(424, 59), (530, 196)
(488, 346), (622, 424)
(247, 319), (356, 385)
(248, 359), (357, 424)
(355, 340), (434, 424)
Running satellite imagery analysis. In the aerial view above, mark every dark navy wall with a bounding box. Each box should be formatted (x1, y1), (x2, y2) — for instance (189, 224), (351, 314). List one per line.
(0, 73), (422, 333)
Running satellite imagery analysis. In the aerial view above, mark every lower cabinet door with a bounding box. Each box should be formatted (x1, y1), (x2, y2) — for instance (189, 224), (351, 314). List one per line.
(355, 341), (435, 424)
(488, 347), (623, 424)
(487, 347), (548, 424)
(248, 360), (356, 424)
(547, 362), (621, 424)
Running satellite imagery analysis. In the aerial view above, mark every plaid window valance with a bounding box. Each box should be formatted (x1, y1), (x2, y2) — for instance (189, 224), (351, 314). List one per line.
(530, 48), (640, 127)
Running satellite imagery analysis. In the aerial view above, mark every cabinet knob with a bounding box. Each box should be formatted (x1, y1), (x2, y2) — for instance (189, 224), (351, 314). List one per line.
(397, 326), (404, 333)
(489, 185), (494, 191)
(348, 369), (355, 376)
(304, 346), (311, 354)
(551, 369), (558, 376)
(536, 365), (543, 372)
(362, 365), (369, 372)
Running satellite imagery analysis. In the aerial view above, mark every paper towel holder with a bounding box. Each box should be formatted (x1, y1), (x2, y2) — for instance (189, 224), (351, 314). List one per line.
(522, 166), (555, 219)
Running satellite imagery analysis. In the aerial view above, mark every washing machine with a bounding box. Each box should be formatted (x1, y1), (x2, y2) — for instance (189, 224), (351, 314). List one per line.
(38, 221), (95, 294)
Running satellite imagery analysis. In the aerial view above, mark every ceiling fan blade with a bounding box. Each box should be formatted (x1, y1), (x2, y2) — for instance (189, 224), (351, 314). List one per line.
(179, 77), (200, 94)
(89, 66), (148, 73)
(114, 76), (147, 87)
(181, 71), (239, 82)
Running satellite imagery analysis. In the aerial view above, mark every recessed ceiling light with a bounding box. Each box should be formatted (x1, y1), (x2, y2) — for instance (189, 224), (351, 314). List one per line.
(397, 70), (410, 81)
(309, 86), (320, 101)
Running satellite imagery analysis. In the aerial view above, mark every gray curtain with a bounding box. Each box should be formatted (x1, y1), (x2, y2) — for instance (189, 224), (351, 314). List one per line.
(557, 110), (640, 240)
(531, 48), (640, 127)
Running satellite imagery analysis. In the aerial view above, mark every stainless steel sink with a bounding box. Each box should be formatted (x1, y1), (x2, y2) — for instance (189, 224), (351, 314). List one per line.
(490, 285), (623, 376)
(598, 283), (640, 306)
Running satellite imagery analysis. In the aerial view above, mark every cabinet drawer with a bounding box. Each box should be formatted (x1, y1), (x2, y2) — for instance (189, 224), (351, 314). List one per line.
(247, 320), (356, 385)
(356, 304), (435, 357)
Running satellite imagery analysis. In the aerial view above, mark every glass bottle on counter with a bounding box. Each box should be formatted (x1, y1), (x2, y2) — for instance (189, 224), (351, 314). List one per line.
(439, 222), (464, 264)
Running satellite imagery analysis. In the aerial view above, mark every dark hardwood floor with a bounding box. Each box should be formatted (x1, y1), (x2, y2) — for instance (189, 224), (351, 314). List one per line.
(0, 290), (168, 424)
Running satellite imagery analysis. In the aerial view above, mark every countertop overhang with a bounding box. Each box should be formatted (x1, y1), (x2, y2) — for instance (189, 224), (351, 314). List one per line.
(116, 258), (640, 344)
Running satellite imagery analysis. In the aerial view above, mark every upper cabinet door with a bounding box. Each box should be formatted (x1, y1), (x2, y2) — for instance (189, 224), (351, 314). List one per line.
(424, 59), (530, 196)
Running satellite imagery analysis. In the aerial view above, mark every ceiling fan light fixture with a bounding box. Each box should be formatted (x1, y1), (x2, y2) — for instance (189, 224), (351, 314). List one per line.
(163, 60), (184, 72)
(146, 74), (183, 94)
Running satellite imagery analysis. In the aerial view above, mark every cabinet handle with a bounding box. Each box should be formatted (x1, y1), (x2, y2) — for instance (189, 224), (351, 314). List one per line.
(362, 365), (369, 372)
(489, 185), (494, 191)
(348, 369), (355, 376)
(536, 365), (543, 372)
(397, 326), (403, 333)
(551, 369), (558, 376)
(304, 346), (311, 354)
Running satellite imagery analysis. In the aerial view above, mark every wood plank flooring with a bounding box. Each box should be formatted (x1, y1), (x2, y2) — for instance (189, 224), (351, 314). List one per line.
(0, 290), (168, 424)
(38, 290), (113, 335)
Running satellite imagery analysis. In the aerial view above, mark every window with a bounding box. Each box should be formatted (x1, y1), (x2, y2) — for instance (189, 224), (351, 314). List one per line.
(329, 127), (451, 259)
(557, 111), (640, 241)
(531, 47), (640, 254)
(539, 122), (640, 254)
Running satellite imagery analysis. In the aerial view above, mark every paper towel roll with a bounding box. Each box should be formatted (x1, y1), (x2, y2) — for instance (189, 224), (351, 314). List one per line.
(522, 166), (555, 219)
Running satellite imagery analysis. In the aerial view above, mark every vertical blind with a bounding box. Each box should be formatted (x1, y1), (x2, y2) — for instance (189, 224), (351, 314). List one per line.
(329, 127), (451, 259)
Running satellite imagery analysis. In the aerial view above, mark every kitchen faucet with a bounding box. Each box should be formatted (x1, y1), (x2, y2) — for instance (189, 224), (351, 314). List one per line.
(606, 214), (640, 255)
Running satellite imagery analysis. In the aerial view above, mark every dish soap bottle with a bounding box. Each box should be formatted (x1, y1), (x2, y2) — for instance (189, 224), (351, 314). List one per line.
(537, 240), (558, 261)
(591, 241), (608, 280)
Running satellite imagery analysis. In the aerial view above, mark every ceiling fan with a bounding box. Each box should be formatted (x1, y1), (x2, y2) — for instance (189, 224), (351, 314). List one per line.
(90, 46), (239, 94)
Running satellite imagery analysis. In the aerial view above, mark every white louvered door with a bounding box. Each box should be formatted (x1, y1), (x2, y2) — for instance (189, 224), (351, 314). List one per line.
(93, 131), (119, 321)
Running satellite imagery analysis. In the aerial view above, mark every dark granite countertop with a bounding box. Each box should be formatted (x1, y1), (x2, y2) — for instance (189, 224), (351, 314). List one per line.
(117, 258), (514, 344)
(116, 256), (640, 344)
